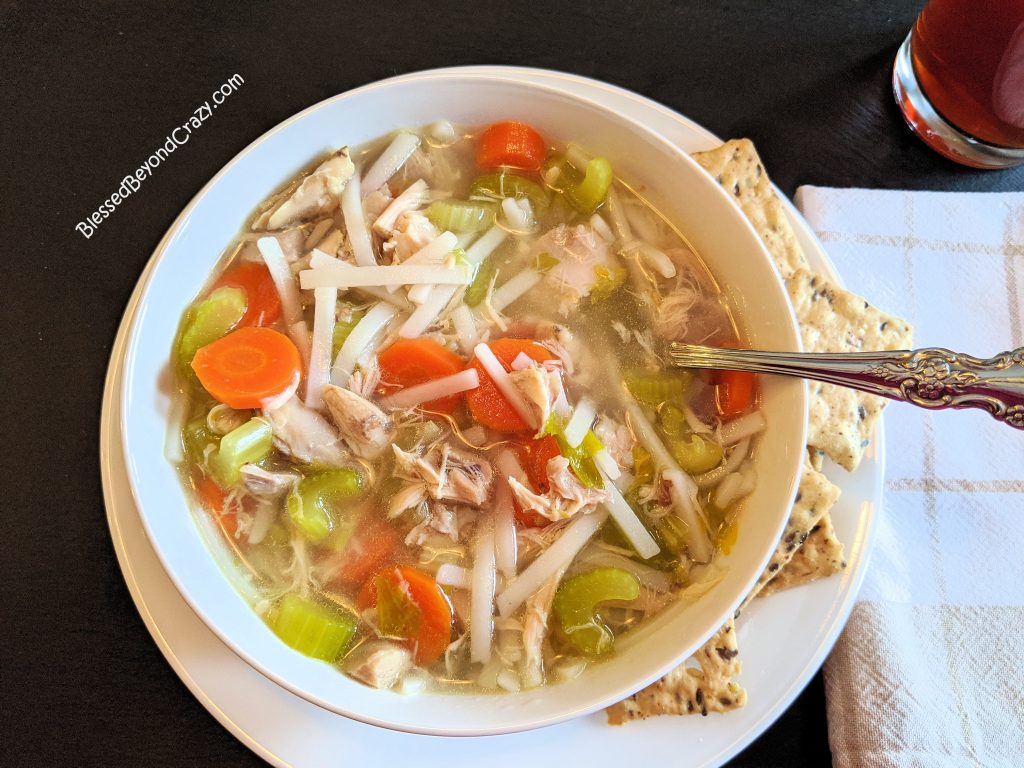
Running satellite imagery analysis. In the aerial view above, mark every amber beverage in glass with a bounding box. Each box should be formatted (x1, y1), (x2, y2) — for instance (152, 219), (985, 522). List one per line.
(893, 0), (1024, 169)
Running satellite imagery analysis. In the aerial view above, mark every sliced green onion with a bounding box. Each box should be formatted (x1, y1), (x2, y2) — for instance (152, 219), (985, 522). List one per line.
(543, 414), (604, 489)
(566, 157), (613, 215)
(332, 308), (366, 359)
(182, 418), (217, 466)
(553, 567), (639, 656)
(534, 251), (560, 272)
(463, 257), (497, 308)
(176, 286), (246, 370)
(208, 417), (273, 486)
(425, 199), (496, 232)
(270, 593), (357, 662)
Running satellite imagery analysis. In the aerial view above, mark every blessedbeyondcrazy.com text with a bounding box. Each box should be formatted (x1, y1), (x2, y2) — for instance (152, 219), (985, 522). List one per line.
(75, 74), (245, 239)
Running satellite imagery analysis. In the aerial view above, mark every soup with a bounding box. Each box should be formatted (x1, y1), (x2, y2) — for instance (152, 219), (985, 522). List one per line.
(170, 120), (764, 694)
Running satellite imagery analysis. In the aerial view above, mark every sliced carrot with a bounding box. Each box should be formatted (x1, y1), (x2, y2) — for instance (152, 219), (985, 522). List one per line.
(465, 338), (556, 432)
(192, 326), (301, 409)
(213, 262), (281, 327)
(332, 517), (400, 588)
(477, 121), (547, 172)
(360, 565), (454, 665)
(510, 435), (561, 527)
(377, 338), (465, 413)
(714, 370), (757, 419)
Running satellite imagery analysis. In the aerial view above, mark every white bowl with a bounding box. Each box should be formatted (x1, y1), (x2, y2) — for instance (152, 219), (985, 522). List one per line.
(120, 71), (806, 736)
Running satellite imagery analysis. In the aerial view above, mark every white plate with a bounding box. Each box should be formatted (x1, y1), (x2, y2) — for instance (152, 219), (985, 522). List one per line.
(100, 66), (881, 767)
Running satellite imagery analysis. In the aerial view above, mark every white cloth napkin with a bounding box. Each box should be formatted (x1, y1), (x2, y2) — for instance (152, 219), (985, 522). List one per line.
(793, 187), (1024, 768)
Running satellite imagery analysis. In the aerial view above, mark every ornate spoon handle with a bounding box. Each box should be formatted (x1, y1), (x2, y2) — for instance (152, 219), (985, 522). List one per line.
(667, 344), (1024, 430)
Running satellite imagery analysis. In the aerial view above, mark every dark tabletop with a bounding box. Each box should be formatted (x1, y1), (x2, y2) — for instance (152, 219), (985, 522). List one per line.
(4, 1), (1021, 765)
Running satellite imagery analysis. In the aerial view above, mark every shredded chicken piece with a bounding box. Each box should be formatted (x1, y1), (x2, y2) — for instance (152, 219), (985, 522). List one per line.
(321, 384), (395, 459)
(345, 640), (414, 689)
(389, 482), (428, 519)
(362, 185), (393, 222)
(347, 359), (381, 401)
(261, 148), (355, 230)
(239, 464), (299, 498)
(507, 456), (609, 522)
(534, 224), (618, 312)
(262, 396), (349, 467)
(521, 568), (566, 689)
(509, 363), (559, 435)
(382, 210), (440, 263)
(593, 414), (635, 469)
(392, 443), (493, 506)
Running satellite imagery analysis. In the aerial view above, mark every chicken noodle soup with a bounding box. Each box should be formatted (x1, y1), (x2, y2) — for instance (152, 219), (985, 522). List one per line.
(171, 119), (765, 693)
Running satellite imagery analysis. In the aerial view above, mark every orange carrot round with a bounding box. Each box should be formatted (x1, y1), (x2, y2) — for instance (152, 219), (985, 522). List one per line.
(377, 338), (465, 413)
(359, 565), (454, 665)
(465, 338), (556, 432)
(213, 262), (281, 327)
(191, 326), (301, 409)
(477, 121), (547, 172)
(714, 369), (757, 419)
(511, 435), (561, 527)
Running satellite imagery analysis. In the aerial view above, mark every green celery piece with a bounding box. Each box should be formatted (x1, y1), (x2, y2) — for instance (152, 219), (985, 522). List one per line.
(534, 251), (560, 272)
(580, 430), (604, 458)
(589, 265), (626, 303)
(566, 157), (613, 215)
(177, 286), (247, 370)
(271, 593), (357, 662)
(182, 417), (217, 466)
(286, 469), (365, 542)
(470, 172), (550, 215)
(375, 573), (422, 642)
(540, 155), (582, 193)
(463, 257), (496, 308)
(425, 199), (496, 232)
(629, 445), (655, 491)
(655, 513), (690, 557)
(553, 567), (640, 656)
(332, 308), (366, 359)
(207, 417), (273, 487)
(543, 414), (604, 489)
(658, 404), (688, 437)
(669, 434), (724, 474)
(623, 369), (693, 407)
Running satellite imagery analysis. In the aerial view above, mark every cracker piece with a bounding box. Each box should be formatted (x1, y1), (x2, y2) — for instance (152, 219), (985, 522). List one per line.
(786, 268), (913, 471)
(740, 461), (841, 609)
(691, 139), (809, 280)
(808, 446), (826, 472)
(606, 619), (746, 723)
(758, 512), (847, 596)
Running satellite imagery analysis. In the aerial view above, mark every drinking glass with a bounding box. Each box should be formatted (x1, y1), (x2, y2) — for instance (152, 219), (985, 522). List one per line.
(893, 0), (1024, 169)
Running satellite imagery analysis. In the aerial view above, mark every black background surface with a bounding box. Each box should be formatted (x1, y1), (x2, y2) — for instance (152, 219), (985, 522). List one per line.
(3, 1), (1021, 766)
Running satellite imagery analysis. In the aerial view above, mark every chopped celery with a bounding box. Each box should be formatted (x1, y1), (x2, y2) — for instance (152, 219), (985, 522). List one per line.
(580, 430), (605, 458)
(208, 417), (273, 486)
(566, 157), (613, 215)
(534, 251), (560, 272)
(543, 415), (603, 489)
(177, 286), (246, 370)
(668, 434), (723, 474)
(463, 257), (496, 308)
(540, 155), (582, 193)
(589, 265), (626, 303)
(332, 308), (366, 358)
(182, 418), (217, 466)
(623, 369), (693, 407)
(655, 513), (690, 556)
(553, 567), (639, 656)
(470, 172), (550, 215)
(658, 404), (688, 437)
(425, 199), (496, 232)
(450, 248), (470, 269)
(286, 469), (364, 542)
(631, 445), (654, 487)
(270, 593), (357, 662)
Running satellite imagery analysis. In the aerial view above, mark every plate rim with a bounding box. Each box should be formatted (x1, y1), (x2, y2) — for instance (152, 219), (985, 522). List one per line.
(100, 64), (881, 767)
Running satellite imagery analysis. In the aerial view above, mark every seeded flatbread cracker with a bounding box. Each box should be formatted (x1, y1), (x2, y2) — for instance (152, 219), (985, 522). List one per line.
(741, 461), (842, 609)
(808, 446), (826, 473)
(787, 268), (913, 471)
(606, 619), (746, 723)
(759, 512), (847, 596)
(692, 139), (809, 280)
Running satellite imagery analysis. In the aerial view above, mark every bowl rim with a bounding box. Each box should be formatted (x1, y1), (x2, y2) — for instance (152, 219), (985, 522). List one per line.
(119, 68), (807, 736)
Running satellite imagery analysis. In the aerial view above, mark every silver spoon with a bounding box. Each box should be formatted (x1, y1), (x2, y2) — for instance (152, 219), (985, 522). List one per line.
(667, 344), (1024, 430)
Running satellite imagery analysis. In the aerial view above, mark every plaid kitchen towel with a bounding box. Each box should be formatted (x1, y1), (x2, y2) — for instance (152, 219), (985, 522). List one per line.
(794, 187), (1024, 768)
